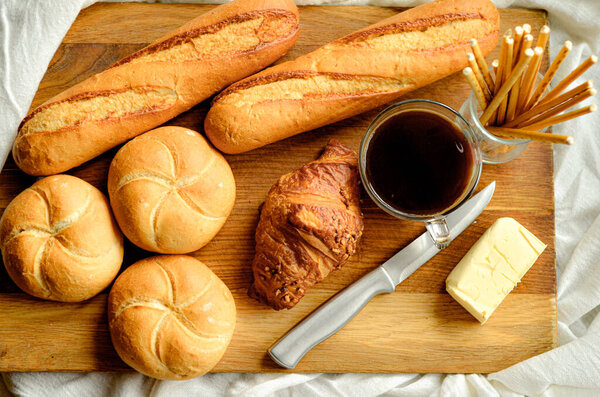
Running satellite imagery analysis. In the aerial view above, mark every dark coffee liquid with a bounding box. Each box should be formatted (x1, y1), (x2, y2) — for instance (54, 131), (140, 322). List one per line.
(366, 110), (474, 216)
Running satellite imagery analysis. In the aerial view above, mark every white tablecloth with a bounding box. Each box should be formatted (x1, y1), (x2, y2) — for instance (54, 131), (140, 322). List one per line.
(1, 0), (599, 395)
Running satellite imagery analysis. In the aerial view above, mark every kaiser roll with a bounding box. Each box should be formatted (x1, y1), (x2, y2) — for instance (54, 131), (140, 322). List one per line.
(0, 175), (124, 302)
(108, 255), (236, 380)
(108, 126), (235, 254)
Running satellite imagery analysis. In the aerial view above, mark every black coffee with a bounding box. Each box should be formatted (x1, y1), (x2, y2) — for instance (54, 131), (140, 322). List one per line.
(365, 110), (474, 216)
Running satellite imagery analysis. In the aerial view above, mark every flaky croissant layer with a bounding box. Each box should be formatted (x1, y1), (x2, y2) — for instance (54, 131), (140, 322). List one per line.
(249, 140), (364, 310)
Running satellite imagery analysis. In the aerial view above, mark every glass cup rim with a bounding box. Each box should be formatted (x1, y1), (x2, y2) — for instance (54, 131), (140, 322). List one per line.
(359, 99), (482, 221)
(466, 91), (531, 146)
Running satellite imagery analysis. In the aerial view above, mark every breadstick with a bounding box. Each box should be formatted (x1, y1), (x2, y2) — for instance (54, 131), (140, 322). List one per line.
(492, 59), (499, 79)
(480, 48), (533, 126)
(505, 80), (593, 128)
(463, 67), (488, 110)
(518, 88), (596, 128)
(518, 35), (534, 64)
(506, 34), (534, 121)
(525, 41), (573, 110)
(523, 104), (596, 130)
(468, 53), (491, 101)
(471, 39), (495, 89)
(512, 26), (524, 66)
(492, 33), (512, 125)
(496, 37), (514, 125)
(538, 55), (598, 104)
(516, 47), (544, 114)
(487, 126), (573, 145)
(536, 25), (550, 50)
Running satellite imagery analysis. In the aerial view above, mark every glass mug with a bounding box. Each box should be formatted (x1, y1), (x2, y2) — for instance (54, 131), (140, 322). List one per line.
(359, 99), (482, 249)
(459, 91), (530, 164)
(459, 72), (548, 164)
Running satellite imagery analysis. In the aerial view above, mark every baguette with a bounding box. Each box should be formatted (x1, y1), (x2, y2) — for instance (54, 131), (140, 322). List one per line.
(14, 0), (299, 176)
(205, 0), (499, 154)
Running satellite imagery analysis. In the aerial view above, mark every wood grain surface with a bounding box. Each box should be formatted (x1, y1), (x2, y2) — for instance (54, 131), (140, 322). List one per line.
(0, 4), (556, 373)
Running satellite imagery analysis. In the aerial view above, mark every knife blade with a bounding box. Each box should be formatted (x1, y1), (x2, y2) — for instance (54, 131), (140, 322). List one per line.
(268, 182), (496, 369)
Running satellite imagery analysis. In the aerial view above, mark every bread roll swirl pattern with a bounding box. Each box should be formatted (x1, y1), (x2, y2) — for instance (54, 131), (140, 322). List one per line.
(205, 0), (500, 154)
(14, 0), (300, 175)
(108, 127), (235, 254)
(108, 255), (236, 380)
(0, 175), (124, 302)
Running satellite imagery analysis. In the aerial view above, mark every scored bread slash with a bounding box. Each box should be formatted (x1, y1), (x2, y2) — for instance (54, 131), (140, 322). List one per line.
(446, 217), (546, 324)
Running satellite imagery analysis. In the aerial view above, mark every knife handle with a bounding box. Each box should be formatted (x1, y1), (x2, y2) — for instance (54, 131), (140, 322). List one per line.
(268, 266), (396, 369)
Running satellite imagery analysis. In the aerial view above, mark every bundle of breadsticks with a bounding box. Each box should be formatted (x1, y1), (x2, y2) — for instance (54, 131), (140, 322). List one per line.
(463, 24), (597, 145)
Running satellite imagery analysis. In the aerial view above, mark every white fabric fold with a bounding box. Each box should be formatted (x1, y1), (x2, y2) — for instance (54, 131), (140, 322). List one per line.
(1, 0), (599, 396)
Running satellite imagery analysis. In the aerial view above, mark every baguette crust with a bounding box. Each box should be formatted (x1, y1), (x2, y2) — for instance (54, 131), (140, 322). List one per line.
(14, 0), (299, 176)
(205, 0), (499, 154)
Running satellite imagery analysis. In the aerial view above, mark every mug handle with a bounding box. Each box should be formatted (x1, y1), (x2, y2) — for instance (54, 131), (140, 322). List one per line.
(425, 217), (451, 249)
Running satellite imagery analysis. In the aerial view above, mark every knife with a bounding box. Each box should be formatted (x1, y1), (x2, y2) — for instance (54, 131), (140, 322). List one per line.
(268, 181), (496, 369)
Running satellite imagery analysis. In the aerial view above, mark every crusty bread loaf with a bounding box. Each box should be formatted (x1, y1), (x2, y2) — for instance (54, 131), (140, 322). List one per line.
(205, 0), (499, 154)
(108, 126), (235, 254)
(0, 175), (123, 302)
(108, 255), (236, 380)
(14, 0), (299, 176)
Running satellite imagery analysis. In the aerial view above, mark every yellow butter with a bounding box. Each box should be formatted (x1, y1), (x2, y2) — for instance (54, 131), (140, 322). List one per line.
(446, 217), (546, 324)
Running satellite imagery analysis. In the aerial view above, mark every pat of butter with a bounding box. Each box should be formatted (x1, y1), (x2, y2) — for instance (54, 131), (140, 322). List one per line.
(446, 217), (546, 324)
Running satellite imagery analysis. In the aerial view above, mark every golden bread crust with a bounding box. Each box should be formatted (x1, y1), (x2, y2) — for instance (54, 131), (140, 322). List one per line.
(14, 0), (299, 176)
(205, 0), (500, 153)
(107, 126), (235, 254)
(0, 175), (124, 302)
(248, 140), (363, 310)
(108, 255), (236, 380)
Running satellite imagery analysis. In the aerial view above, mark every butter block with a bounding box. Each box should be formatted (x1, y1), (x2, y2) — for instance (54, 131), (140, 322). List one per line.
(446, 217), (546, 324)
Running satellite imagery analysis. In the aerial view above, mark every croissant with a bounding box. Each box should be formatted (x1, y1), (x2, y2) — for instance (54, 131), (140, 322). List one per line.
(248, 140), (364, 310)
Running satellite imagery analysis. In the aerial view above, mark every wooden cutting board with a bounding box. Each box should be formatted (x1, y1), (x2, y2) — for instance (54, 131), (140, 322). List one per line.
(0, 4), (556, 373)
